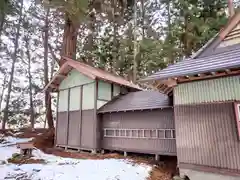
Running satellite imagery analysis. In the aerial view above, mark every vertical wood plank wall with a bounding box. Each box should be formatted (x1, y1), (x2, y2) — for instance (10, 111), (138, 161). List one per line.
(101, 109), (176, 155)
(56, 70), (122, 150)
(175, 102), (240, 171)
(56, 70), (96, 149)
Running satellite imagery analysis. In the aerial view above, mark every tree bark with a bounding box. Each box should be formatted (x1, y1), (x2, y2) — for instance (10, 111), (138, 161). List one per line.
(2, 0), (23, 130)
(43, 8), (54, 129)
(25, 38), (35, 129)
(133, 0), (138, 83)
(111, 0), (118, 73)
(0, 75), (7, 111)
(0, 11), (6, 45)
(141, 0), (145, 38)
(61, 14), (79, 62)
(83, 12), (95, 66)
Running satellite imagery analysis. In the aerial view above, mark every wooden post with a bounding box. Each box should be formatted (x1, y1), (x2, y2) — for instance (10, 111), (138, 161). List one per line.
(55, 91), (59, 146)
(79, 86), (83, 148)
(66, 88), (70, 146)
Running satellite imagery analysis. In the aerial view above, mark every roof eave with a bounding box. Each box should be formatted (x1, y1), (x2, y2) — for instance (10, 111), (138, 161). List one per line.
(97, 106), (173, 114)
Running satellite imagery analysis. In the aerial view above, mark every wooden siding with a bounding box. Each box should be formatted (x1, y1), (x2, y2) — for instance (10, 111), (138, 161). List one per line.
(101, 109), (176, 155)
(174, 76), (240, 105)
(113, 84), (120, 97)
(81, 109), (96, 149)
(98, 80), (111, 100)
(58, 89), (69, 112)
(69, 86), (81, 111)
(56, 112), (68, 145)
(82, 83), (95, 110)
(67, 111), (81, 147)
(97, 100), (108, 109)
(59, 69), (94, 90)
(175, 102), (240, 170)
(218, 24), (240, 48)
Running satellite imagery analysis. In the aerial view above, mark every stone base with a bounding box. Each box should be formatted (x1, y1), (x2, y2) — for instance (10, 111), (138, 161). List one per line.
(180, 168), (240, 180)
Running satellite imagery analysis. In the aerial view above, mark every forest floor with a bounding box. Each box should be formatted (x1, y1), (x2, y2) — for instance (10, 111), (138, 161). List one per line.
(0, 128), (177, 180)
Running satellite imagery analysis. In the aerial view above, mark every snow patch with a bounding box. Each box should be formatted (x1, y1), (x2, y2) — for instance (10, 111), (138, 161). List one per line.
(0, 136), (152, 180)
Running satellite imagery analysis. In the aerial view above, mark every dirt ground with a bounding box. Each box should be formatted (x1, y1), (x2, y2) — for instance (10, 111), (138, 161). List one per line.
(1, 128), (178, 180)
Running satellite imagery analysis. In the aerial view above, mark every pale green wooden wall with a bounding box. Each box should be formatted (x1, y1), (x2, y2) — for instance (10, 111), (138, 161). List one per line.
(58, 89), (69, 112)
(58, 69), (123, 111)
(113, 84), (120, 97)
(97, 81), (121, 109)
(97, 100), (108, 109)
(82, 83), (95, 110)
(174, 76), (240, 105)
(69, 86), (81, 111)
(59, 69), (94, 90)
(98, 80), (111, 100)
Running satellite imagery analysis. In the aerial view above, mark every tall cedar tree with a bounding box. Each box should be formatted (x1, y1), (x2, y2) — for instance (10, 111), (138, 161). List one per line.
(2, 0), (24, 129)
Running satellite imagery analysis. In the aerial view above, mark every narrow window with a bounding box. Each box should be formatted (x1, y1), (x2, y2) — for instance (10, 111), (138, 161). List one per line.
(138, 130), (143, 138)
(172, 130), (176, 139)
(105, 129), (114, 137)
(234, 103), (240, 139)
(145, 130), (151, 138)
(165, 130), (172, 139)
(115, 130), (120, 137)
(132, 130), (138, 137)
(158, 130), (165, 139)
(151, 130), (157, 138)
(120, 129), (125, 137)
(126, 130), (131, 137)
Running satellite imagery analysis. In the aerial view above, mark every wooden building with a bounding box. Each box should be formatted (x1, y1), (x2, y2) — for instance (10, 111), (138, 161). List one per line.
(141, 13), (240, 180)
(98, 91), (176, 157)
(44, 57), (140, 152)
(44, 57), (176, 157)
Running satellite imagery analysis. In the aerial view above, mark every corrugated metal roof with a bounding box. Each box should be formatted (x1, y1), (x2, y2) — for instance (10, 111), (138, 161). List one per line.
(98, 91), (172, 113)
(44, 57), (141, 91)
(141, 45), (240, 81)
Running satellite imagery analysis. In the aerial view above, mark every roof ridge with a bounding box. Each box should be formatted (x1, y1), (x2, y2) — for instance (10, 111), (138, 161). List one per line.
(63, 56), (137, 85)
(192, 12), (240, 58)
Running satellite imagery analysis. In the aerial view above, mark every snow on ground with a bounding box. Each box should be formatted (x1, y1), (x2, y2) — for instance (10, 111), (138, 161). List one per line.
(0, 136), (152, 180)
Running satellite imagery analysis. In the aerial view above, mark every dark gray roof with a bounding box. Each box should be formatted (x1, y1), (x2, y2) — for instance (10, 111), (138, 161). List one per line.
(98, 91), (172, 113)
(191, 33), (219, 58)
(141, 44), (240, 81)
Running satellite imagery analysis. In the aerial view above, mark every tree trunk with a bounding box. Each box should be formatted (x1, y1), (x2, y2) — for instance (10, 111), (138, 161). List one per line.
(61, 14), (79, 62)
(0, 75), (7, 111)
(44, 8), (54, 129)
(111, 0), (118, 73)
(25, 38), (35, 128)
(83, 12), (95, 66)
(133, 0), (138, 83)
(0, 11), (6, 45)
(2, 0), (23, 130)
(166, 0), (174, 64)
(141, 0), (145, 38)
(183, 14), (191, 57)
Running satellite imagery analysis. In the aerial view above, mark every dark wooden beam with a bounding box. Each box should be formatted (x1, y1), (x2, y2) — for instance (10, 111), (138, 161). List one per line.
(225, 69), (231, 74)
(178, 69), (240, 83)
(50, 84), (58, 89)
(66, 88), (70, 146)
(79, 85), (83, 147)
(54, 92), (59, 146)
(165, 87), (173, 95)
(56, 74), (67, 78)
(165, 78), (177, 87)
